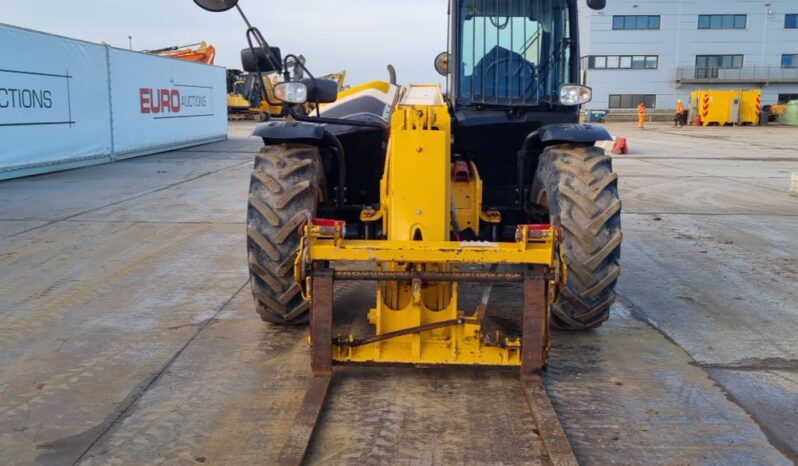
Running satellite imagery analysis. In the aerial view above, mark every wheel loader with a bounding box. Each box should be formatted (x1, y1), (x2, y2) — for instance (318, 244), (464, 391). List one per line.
(195, 0), (620, 463)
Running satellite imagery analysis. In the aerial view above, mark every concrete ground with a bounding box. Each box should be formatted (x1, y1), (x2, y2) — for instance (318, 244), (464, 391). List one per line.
(0, 121), (796, 465)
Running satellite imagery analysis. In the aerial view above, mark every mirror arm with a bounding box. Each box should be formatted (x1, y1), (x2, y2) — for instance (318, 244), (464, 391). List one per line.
(244, 29), (284, 111)
(234, 4), (254, 28)
(283, 54), (322, 115)
(284, 54), (315, 81)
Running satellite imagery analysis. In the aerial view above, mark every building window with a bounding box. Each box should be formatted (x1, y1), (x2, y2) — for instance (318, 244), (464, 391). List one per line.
(612, 15), (661, 30)
(783, 54), (798, 68)
(588, 55), (658, 69)
(696, 55), (744, 68)
(698, 15), (746, 30)
(609, 94), (657, 109)
(786, 14), (798, 29)
(619, 56), (632, 68)
(695, 54), (743, 78)
(778, 94), (798, 103)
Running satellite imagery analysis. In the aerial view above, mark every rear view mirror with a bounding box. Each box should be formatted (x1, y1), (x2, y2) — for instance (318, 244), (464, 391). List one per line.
(301, 78), (338, 104)
(586, 0), (606, 10)
(434, 52), (450, 76)
(193, 0), (239, 12)
(241, 47), (282, 73)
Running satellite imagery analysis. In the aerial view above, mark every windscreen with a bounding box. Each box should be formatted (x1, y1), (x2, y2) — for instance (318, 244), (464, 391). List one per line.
(457, 0), (572, 106)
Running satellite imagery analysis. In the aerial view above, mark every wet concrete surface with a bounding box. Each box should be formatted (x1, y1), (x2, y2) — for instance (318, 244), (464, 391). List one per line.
(612, 122), (798, 463)
(0, 121), (796, 465)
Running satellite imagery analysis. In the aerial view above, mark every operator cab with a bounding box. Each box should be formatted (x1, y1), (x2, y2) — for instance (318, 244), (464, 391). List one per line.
(447, 0), (602, 218)
(450, 0), (600, 110)
(457, 0), (569, 107)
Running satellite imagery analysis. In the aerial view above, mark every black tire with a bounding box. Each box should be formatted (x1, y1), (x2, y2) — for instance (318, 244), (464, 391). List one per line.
(532, 145), (622, 330)
(247, 144), (322, 325)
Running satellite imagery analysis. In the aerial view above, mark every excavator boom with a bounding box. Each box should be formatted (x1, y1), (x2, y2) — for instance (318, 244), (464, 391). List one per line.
(146, 41), (216, 65)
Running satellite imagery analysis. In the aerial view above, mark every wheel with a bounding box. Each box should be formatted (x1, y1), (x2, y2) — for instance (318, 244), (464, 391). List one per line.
(532, 145), (622, 330)
(247, 144), (322, 325)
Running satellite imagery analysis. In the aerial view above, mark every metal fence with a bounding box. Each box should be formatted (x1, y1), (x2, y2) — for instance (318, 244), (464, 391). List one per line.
(676, 66), (798, 84)
(0, 23), (227, 181)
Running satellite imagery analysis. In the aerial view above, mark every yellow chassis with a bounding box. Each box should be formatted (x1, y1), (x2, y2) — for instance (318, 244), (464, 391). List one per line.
(295, 84), (563, 368)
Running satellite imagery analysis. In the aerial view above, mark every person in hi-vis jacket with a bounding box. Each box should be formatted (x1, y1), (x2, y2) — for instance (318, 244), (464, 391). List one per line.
(637, 101), (647, 129)
(674, 99), (687, 127)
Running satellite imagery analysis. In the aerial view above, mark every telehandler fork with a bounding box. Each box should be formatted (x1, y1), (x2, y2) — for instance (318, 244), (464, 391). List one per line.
(277, 84), (575, 465)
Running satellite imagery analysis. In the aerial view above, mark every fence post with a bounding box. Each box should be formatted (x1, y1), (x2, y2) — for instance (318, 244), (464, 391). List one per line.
(105, 44), (116, 162)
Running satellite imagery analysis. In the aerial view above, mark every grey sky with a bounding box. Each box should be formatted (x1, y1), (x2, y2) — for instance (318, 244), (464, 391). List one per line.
(3, 0), (449, 85)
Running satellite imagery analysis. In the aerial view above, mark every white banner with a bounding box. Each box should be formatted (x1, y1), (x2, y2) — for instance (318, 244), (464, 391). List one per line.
(109, 48), (227, 158)
(0, 24), (112, 176)
(0, 24), (227, 180)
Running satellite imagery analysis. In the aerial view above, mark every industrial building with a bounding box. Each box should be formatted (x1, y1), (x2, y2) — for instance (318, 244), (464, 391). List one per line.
(579, 0), (798, 112)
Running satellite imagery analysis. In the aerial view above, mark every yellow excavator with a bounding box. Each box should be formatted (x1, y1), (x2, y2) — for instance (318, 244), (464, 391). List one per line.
(146, 41), (265, 120)
(195, 0), (618, 464)
(226, 69), (251, 118)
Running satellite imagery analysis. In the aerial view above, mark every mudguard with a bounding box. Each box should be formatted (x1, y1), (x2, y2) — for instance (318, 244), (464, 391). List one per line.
(521, 123), (612, 155)
(252, 120), (328, 146)
(515, 123), (613, 208)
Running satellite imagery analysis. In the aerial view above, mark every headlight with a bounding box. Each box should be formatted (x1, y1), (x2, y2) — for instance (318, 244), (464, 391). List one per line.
(559, 85), (592, 106)
(274, 82), (308, 104)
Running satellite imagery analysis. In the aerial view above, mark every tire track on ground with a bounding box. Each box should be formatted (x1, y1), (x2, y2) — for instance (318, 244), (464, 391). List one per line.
(78, 295), (309, 465)
(0, 224), (210, 348)
(72, 281), (249, 466)
(5, 160), (250, 239)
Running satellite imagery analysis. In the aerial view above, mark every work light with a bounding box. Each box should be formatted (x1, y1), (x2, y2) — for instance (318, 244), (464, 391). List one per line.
(274, 82), (308, 104)
(559, 85), (593, 106)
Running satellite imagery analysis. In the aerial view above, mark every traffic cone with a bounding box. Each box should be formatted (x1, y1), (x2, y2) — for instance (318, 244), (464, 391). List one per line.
(611, 137), (628, 155)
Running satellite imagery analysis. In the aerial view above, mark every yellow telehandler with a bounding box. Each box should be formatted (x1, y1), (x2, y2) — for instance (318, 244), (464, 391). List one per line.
(195, 0), (619, 463)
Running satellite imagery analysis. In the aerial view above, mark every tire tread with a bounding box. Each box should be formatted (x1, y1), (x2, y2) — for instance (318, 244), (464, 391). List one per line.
(533, 145), (622, 330)
(247, 144), (321, 325)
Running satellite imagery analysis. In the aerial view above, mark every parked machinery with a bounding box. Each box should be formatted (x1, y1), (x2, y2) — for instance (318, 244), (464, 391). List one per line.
(144, 41), (216, 64)
(228, 65), (346, 121)
(195, 0), (618, 463)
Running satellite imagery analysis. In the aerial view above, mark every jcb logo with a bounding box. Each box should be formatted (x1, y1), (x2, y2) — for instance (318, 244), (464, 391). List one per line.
(140, 88), (180, 114)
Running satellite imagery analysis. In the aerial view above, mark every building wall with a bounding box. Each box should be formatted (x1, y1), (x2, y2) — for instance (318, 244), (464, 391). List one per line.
(580, 0), (798, 110)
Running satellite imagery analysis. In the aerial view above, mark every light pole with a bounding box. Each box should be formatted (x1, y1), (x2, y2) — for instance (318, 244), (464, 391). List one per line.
(128, 35), (133, 51)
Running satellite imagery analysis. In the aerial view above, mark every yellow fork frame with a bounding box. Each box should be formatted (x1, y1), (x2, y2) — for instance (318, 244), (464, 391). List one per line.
(296, 85), (562, 367)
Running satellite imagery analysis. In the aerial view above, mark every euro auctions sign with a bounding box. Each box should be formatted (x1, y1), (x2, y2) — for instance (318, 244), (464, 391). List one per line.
(109, 47), (225, 155)
(0, 70), (73, 127)
(0, 23), (225, 180)
(139, 85), (213, 118)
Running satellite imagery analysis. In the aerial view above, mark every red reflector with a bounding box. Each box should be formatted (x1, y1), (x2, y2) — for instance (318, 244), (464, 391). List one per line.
(312, 218), (346, 227)
(516, 224), (553, 242)
(311, 218), (346, 238)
